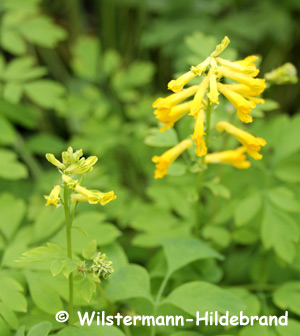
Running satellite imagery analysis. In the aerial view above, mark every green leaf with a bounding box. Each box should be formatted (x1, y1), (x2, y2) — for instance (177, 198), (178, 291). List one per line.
(132, 226), (191, 248)
(3, 57), (46, 81)
(34, 206), (65, 242)
(17, 243), (65, 263)
(50, 259), (65, 277)
(0, 276), (27, 312)
(105, 264), (152, 302)
(171, 332), (202, 336)
(273, 282), (300, 315)
(62, 259), (81, 278)
(167, 162), (187, 176)
(261, 204), (299, 263)
(267, 187), (300, 213)
(0, 150), (28, 180)
(0, 193), (26, 240)
(274, 157), (300, 183)
(3, 82), (23, 103)
(24, 80), (65, 109)
(162, 238), (223, 274)
(25, 272), (63, 314)
(165, 281), (245, 316)
(234, 193), (262, 226)
(205, 180), (231, 199)
(0, 99), (41, 129)
(15, 326), (25, 336)
(202, 226), (231, 248)
(27, 322), (52, 336)
(0, 303), (18, 330)
(82, 240), (98, 260)
(0, 116), (16, 145)
(19, 16), (67, 47)
(56, 325), (126, 336)
(144, 128), (178, 147)
(1, 31), (26, 55)
(227, 288), (260, 316)
(76, 274), (97, 302)
(72, 36), (101, 81)
(239, 324), (271, 336)
(276, 318), (300, 336)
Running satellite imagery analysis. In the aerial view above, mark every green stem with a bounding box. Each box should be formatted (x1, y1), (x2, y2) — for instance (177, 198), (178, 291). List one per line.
(64, 184), (74, 325)
(151, 271), (171, 336)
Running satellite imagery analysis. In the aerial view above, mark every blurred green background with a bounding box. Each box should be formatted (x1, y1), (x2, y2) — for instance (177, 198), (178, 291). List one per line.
(0, 0), (300, 335)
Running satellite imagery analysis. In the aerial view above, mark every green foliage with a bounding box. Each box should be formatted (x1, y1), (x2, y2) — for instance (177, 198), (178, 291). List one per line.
(0, 0), (299, 335)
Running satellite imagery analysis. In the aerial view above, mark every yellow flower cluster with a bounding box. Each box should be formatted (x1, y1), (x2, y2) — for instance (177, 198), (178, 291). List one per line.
(46, 147), (98, 175)
(44, 147), (117, 207)
(152, 36), (267, 179)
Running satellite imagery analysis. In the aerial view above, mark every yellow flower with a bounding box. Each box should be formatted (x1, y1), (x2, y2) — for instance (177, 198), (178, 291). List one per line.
(216, 121), (267, 160)
(44, 185), (61, 206)
(62, 147), (83, 166)
(71, 190), (117, 206)
(217, 83), (256, 123)
(46, 147), (98, 175)
(45, 153), (65, 170)
(191, 109), (207, 157)
(152, 139), (193, 179)
(189, 75), (210, 117)
(216, 56), (259, 76)
(207, 71), (219, 105)
(210, 36), (230, 58)
(155, 102), (191, 131)
(168, 71), (197, 93)
(218, 66), (266, 94)
(62, 174), (78, 188)
(205, 147), (251, 169)
(153, 85), (198, 110)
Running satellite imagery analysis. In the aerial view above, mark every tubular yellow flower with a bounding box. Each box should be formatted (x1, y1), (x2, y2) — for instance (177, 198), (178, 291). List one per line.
(205, 147), (251, 169)
(210, 36), (230, 58)
(45, 153), (65, 170)
(191, 109), (207, 157)
(216, 56), (259, 76)
(217, 83), (255, 123)
(159, 102), (191, 132)
(216, 121), (267, 160)
(152, 139), (193, 179)
(64, 156), (98, 174)
(168, 71), (197, 93)
(190, 57), (210, 76)
(44, 185), (61, 206)
(207, 71), (219, 105)
(218, 66), (266, 94)
(153, 85), (199, 110)
(72, 184), (117, 205)
(189, 75), (210, 117)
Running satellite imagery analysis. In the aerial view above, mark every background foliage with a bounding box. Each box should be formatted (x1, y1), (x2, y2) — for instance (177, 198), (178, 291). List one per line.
(0, 0), (299, 335)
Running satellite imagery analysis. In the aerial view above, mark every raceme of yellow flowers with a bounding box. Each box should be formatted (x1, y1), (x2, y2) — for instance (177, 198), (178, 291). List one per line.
(152, 36), (267, 179)
(44, 147), (117, 207)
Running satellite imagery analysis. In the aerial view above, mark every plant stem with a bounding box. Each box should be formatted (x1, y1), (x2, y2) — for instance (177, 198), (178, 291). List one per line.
(64, 184), (74, 325)
(151, 271), (171, 336)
